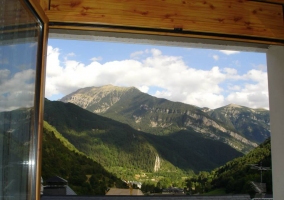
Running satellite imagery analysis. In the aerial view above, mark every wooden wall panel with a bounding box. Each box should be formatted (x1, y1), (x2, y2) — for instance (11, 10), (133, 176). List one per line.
(42, 0), (284, 42)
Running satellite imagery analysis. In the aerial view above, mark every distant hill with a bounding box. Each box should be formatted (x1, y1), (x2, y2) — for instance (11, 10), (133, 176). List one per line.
(43, 99), (243, 178)
(60, 85), (266, 153)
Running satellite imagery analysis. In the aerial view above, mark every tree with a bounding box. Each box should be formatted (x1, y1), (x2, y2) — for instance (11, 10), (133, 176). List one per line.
(185, 179), (193, 194)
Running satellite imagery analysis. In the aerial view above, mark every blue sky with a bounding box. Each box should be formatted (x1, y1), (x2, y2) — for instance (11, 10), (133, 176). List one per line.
(46, 38), (268, 109)
(0, 43), (38, 111)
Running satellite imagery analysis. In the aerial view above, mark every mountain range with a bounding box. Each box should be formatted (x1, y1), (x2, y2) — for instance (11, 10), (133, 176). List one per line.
(43, 85), (269, 182)
(60, 85), (270, 153)
(205, 105), (270, 144)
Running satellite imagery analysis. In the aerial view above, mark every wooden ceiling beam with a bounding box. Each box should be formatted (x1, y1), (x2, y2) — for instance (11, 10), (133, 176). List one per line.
(254, 0), (284, 4)
(40, 0), (284, 44)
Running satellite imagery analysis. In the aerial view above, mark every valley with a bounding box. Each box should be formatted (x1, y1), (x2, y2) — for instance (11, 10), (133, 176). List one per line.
(36, 85), (271, 195)
(43, 98), (243, 179)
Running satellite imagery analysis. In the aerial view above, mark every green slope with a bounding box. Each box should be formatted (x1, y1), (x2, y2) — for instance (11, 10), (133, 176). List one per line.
(145, 130), (243, 172)
(42, 121), (127, 195)
(185, 138), (272, 196)
(44, 99), (158, 173)
(44, 99), (243, 177)
(211, 138), (272, 194)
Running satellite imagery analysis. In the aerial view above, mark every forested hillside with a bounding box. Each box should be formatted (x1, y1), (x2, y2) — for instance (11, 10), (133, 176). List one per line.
(42, 121), (127, 195)
(212, 138), (272, 194)
(43, 99), (242, 182)
(185, 138), (272, 196)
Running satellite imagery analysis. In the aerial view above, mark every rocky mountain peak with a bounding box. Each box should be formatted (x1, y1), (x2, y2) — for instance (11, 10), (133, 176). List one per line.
(226, 103), (243, 108)
(60, 85), (140, 113)
(201, 107), (212, 112)
(96, 84), (135, 91)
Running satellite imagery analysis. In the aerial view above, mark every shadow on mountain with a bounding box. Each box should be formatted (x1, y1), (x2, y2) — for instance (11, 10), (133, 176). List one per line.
(143, 130), (243, 172)
(43, 99), (243, 173)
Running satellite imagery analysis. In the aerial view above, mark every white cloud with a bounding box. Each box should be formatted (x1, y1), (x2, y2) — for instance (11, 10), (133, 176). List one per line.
(90, 56), (102, 62)
(151, 49), (162, 57)
(67, 52), (75, 57)
(137, 86), (149, 93)
(223, 68), (237, 75)
(222, 68), (242, 80)
(243, 69), (267, 82)
(45, 46), (268, 109)
(255, 64), (266, 71)
(212, 55), (219, 61)
(130, 51), (144, 59)
(185, 92), (225, 109)
(0, 69), (35, 111)
(219, 50), (240, 55)
(0, 69), (10, 85)
(225, 69), (268, 109)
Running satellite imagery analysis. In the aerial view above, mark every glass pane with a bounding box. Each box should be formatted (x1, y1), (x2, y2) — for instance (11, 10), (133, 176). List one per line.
(0, 0), (42, 199)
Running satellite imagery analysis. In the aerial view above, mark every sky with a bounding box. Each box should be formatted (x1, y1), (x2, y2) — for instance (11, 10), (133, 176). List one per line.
(46, 38), (268, 110)
(0, 42), (38, 112)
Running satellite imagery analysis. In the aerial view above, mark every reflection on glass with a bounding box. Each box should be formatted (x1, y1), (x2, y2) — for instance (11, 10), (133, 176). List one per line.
(0, 0), (42, 199)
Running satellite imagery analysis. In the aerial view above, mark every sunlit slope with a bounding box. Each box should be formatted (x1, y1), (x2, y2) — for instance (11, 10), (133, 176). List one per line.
(60, 85), (260, 153)
(42, 121), (127, 195)
(206, 104), (270, 143)
(211, 138), (272, 194)
(44, 99), (242, 173)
